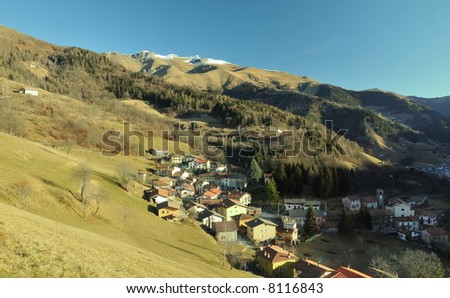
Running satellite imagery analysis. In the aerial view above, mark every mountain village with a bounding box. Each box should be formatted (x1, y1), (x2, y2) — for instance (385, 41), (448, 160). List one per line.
(140, 149), (450, 278)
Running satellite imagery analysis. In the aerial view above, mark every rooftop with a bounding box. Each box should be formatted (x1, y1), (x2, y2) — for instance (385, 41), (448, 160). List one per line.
(329, 266), (372, 278)
(257, 245), (298, 264)
(291, 259), (334, 278)
(214, 221), (238, 233)
(246, 217), (277, 228)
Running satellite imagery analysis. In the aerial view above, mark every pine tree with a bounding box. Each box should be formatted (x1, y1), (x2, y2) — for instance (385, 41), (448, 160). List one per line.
(293, 163), (303, 194)
(266, 177), (280, 207)
(363, 207), (373, 230)
(337, 208), (354, 234)
(303, 206), (320, 237)
(274, 162), (288, 196)
(247, 158), (263, 185)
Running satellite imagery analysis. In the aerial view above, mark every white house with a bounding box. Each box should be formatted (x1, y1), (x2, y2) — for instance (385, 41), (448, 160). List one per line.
(342, 196), (361, 212)
(281, 216), (298, 230)
(226, 190), (252, 206)
(198, 210), (224, 230)
(284, 198), (321, 211)
(287, 209), (327, 227)
(188, 158), (211, 171)
(395, 216), (419, 230)
(386, 198), (415, 218)
(416, 210), (438, 226)
(219, 173), (247, 190)
(19, 88), (38, 96)
(397, 228), (420, 241)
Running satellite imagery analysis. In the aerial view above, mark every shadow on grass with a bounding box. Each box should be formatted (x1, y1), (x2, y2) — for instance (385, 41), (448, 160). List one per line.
(152, 238), (213, 263)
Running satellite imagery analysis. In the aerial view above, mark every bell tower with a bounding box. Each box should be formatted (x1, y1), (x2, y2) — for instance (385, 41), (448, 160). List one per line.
(376, 188), (384, 209)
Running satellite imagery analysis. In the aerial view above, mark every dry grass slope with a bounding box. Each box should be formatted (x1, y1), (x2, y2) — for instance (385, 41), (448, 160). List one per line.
(0, 133), (255, 278)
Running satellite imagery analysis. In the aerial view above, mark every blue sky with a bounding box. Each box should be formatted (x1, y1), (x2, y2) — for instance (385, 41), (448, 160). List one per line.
(1, 0), (449, 97)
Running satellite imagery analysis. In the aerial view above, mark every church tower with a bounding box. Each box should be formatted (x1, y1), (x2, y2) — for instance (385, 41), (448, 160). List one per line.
(376, 188), (384, 209)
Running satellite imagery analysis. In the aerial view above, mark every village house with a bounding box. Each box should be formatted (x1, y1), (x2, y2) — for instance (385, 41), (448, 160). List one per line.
(156, 201), (180, 220)
(246, 218), (277, 243)
(394, 216), (420, 230)
(169, 154), (183, 165)
(256, 245), (298, 278)
(188, 158), (211, 171)
(369, 209), (393, 231)
(211, 162), (227, 173)
(197, 198), (223, 212)
(281, 216), (298, 230)
(219, 173), (247, 190)
(421, 227), (449, 248)
(360, 196), (379, 209)
(171, 169), (190, 181)
(287, 209), (327, 227)
(198, 172), (219, 185)
(277, 226), (299, 245)
(198, 209), (224, 230)
(233, 213), (254, 234)
(177, 187), (195, 198)
(342, 195), (361, 212)
(217, 199), (247, 221)
(153, 177), (176, 188)
(416, 210), (439, 226)
(283, 198), (321, 211)
(143, 188), (172, 204)
(155, 164), (171, 177)
(291, 259), (334, 278)
(204, 188), (222, 200)
(225, 190), (252, 206)
(246, 206), (262, 215)
(19, 87), (39, 96)
(185, 201), (207, 215)
(193, 179), (209, 194)
(397, 228), (420, 241)
(149, 148), (169, 157)
(214, 221), (238, 243)
(385, 198), (415, 218)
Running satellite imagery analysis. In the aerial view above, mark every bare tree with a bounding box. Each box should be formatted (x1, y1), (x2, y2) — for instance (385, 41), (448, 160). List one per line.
(73, 163), (92, 219)
(90, 185), (107, 216)
(12, 179), (32, 209)
(116, 162), (134, 191)
(63, 138), (76, 159)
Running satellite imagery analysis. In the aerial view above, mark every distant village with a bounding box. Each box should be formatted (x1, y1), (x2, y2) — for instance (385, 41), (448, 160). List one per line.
(139, 148), (450, 278)
(411, 162), (450, 181)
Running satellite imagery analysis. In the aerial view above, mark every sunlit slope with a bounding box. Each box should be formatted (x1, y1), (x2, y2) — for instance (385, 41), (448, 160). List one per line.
(0, 133), (255, 277)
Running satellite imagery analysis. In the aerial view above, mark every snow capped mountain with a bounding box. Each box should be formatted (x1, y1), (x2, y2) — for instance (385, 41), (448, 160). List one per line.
(129, 51), (232, 65)
(154, 53), (179, 60)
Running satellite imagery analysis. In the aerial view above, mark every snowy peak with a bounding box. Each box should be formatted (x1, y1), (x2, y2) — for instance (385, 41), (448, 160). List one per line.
(129, 51), (232, 65)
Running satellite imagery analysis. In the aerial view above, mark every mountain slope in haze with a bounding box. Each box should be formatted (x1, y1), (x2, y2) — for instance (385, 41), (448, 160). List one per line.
(410, 95), (450, 117)
(113, 50), (450, 163)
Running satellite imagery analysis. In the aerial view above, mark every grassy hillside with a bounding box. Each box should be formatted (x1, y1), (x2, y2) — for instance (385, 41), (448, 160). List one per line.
(0, 132), (254, 277)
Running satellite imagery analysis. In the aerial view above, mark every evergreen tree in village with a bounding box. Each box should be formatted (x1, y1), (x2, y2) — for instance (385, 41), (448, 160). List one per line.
(247, 158), (262, 185)
(303, 206), (320, 237)
(266, 177), (280, 209)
